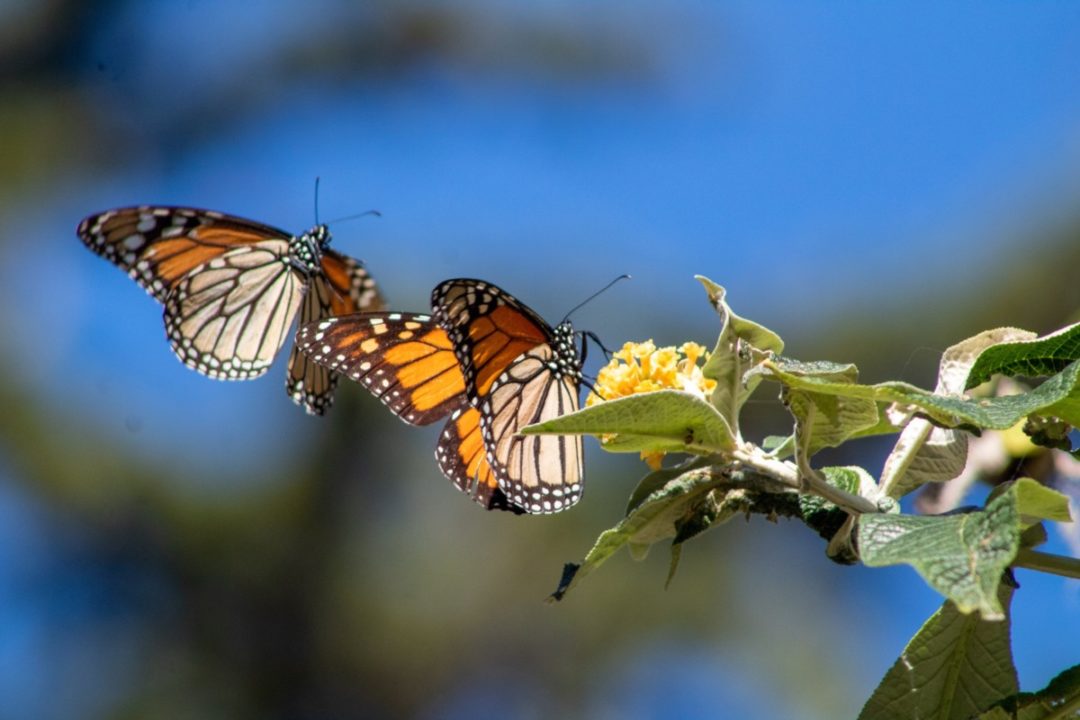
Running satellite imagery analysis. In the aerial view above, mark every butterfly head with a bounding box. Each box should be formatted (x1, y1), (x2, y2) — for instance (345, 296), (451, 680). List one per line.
(288, 224), (331, 275)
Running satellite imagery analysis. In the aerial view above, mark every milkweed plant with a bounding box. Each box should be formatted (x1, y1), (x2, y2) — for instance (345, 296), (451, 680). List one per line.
(524, 276), (1080, 719)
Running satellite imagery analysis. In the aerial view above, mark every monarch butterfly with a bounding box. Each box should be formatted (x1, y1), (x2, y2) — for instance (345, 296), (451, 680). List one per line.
(77, 206), (384, 415)
(295, 279), (587, 514)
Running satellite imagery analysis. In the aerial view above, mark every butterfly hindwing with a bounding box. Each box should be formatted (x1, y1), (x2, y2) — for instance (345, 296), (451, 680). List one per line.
(286, 274), (341, 414)
(164, 242), (303, 380)
(481, 334), (585, 512)
(77, 206), (292, 302)
(435, 404), (521, 513)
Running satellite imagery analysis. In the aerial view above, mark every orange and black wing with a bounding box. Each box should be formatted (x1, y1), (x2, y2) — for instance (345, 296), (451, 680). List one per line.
(321, 249), (385, 315)
(432, 278), (552, 397)
(295, 312), (465, 426)
(436, 405), (521, 513)
(296, 311), (522, 512)
(431, 279), (585, 514)
(286, 251), (385, 415)
(77, 206), (292, 303)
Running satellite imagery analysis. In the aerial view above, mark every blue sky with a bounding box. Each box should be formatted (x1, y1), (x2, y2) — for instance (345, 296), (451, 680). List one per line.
(2, 1), (1079, 716)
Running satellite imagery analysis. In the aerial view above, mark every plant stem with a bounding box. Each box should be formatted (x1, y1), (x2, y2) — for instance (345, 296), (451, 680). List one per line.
(1013, 548), (1080, 580)
(731, 447), (879, 515)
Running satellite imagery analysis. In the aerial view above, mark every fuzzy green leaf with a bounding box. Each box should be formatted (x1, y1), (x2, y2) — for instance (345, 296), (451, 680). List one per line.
(695, 276), (784, 354)
(626, 457), (714, 514)
(696, 276), (783, 429)
(547, 466), (726, 601)
(990, 478), (1073, 526)
(763, 358), (881, 454)
(857, 481), (1048, 620)
(760, 357), (1080, 430)
(859, 585), (1017, 720)
(523, 389), (736, 454)
(967, 323), (1080, 389)
(880, 424), (969, 500)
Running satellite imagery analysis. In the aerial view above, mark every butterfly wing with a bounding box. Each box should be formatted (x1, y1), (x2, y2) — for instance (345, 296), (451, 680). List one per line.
(482, 343), (584, 513)
(296, 312), (521, 511)
(432, 279), (585, 514)
(286, 251), (386, 415)
(321, 249), (385, 314)
(164, 242), (303, 380)
(295, 313), (466, 425)
(285, 275), (341, 414)
(77, 206), (292, 302)
(432, 279), (552, 397)
(436, 405), (521, 512)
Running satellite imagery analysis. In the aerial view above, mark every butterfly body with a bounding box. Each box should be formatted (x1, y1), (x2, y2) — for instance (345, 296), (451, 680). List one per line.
(77, 205), (383, 414)
(285, 224), (329, 276)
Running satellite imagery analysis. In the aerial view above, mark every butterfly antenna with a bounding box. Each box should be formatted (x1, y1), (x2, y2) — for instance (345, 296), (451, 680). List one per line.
(314, 177), (321, 225)
(561, 273), (631, 324)
(325, 209), (383, 226)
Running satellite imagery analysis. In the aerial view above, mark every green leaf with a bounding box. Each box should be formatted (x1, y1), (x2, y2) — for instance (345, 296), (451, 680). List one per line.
(942, 328), (1041, 393)
(547, 466), (729, 600)
(696, 276), (783, 430)
(627, 457), (714, 514)
(696, 276), (784, 354)
(523, 390), (736, 454)
(858, 482), (1052, 619)
(759, 357), (1080, 431)
(761, 434), (793, 453)
(848, 409), (907, 441)
(990, 478), (1073, 526)
(859, 585), (1018, 720)
(761, 358), (881, 454)
(967, 323), (1080, 389)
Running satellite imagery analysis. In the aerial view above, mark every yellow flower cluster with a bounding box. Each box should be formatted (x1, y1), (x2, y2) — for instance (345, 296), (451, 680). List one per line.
(587, 340), (717, 470)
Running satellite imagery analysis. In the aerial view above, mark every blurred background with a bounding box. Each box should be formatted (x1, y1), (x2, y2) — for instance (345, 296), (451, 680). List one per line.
(1, 1), (1079, 718)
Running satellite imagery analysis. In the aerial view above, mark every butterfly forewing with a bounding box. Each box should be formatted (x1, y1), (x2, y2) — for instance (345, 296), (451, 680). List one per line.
(77, 206), (292, 302)
(287, 255), (387, 415)
(432, 279), (551, 397)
